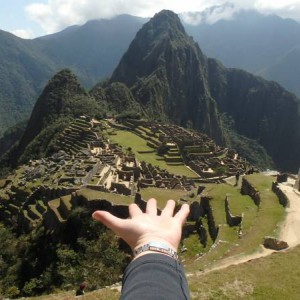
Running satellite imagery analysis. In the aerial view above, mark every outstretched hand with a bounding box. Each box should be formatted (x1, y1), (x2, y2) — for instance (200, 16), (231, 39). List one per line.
(92, 198), (190, 254)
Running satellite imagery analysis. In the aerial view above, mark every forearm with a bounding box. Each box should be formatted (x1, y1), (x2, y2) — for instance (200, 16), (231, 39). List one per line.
(121, 254), (190, 300)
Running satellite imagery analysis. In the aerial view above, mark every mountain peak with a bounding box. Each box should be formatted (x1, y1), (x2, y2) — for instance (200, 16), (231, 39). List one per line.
(152, 10), (183, 26)
(144, 10), (186, 38)
(110, 10), (192, 87)
(110, 10), (224, 144)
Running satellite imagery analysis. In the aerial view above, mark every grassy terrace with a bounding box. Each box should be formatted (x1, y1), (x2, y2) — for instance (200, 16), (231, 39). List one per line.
(184, 174), (285, 271)
(140, 187), (192, 208)
(9, 174), (294, 299)
(77, 188), (134, 205)
(27, 245), (300, 299)
(105, 129), (197, 177)
(188, 245), (300, 299)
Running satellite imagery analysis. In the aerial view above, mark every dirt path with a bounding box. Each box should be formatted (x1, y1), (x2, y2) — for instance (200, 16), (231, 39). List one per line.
(195, 177), (300, 275)
(278, 181), (300, 247)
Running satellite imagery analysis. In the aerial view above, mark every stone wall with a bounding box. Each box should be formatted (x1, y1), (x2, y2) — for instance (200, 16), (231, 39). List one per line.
(272, 182), (288, 207)
(225, 196), (243, 226)
(189, 201), (204, 221)
(110, 182), (131, 196)
(200, 196), (218, 241)
(241, 177), (261, 206)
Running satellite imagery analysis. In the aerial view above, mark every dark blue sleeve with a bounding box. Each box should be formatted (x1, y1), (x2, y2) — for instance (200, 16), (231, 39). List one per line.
(120, 254), (190, 300)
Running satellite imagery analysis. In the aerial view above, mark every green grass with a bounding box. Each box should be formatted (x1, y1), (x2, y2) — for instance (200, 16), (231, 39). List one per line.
(77, 188), (134, 205)
(185, 174), (285, 271)
(106, 129), (197, 177)
(27, 246), (300, 300)
(189, 245), (300, 300)
(205, 183), (257, 231)
(140, 187), (191, 208)
(25, 246), (300, 300)
(26, 287), (120, 300)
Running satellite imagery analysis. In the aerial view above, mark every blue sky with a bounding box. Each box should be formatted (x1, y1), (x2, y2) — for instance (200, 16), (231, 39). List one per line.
(1, 0), (300, 39)
(0, 0), (46, 38)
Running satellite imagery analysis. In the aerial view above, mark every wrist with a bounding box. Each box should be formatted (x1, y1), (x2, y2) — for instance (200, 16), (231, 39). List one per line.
(133, 240), (179, 261)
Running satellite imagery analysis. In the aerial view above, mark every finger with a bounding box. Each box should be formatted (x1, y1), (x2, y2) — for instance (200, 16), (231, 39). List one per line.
(161, 199), (176, 217)
(174, 204), (190, 224)
(129, 203), (143, 218)
(92, 210), (125, 233)
(146, 198), (157, 215)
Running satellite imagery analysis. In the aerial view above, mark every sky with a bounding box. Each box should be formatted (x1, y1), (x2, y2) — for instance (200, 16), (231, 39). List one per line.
(1, 0), (300, 39)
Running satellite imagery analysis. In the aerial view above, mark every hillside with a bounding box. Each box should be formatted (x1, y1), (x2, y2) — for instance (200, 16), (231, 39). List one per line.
(0, 30), (56, 136)
(3, 9), (300, 137)
(2, 10), (299, 173)
(110, 10), (224, 145)
(108, 10), (300, 172)
(0, 116), (296, 297)
(33, 14), (145, 87)
(2, 9), (300, 138)
(1, 69), (102, 169)
(0, 15), (144, 136)
(1, 9), (300, 299)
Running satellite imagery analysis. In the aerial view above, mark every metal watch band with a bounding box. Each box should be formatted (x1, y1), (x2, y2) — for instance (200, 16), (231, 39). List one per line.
(134, 241), (178, 260)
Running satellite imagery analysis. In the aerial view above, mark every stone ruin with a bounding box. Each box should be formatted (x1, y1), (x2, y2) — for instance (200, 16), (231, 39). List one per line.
(0, 117), (253, 234)
(118, 119), (250, 183)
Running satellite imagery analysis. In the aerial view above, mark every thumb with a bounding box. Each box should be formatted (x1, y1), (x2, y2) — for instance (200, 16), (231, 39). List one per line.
(92, 210), (125, 233)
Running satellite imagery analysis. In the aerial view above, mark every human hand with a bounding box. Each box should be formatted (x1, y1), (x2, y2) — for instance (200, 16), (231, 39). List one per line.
(92, 198), (190, 255)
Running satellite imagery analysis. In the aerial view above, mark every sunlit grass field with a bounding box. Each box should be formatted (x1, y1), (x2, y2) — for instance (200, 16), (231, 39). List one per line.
(106, 129), (197, 177)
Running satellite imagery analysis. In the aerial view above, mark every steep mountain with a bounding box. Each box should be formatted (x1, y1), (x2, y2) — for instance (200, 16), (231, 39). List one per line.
(207, 59), (300, 171)
(185, 10), (300, 96)
(6, 69), (101, 166)
(3, 9), (300, 138)
(108, 10), (300, 171)
(0, 30), (56, 136)
(2, 10), (300, 172)
(90, 81), (141, 116)
(33, 14), (145, 87)
(0, 15), (144, 136)
(110, 10), (225, 144)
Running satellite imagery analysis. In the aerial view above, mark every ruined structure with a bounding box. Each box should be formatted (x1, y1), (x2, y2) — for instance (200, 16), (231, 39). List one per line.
(0, 117), (253, 234)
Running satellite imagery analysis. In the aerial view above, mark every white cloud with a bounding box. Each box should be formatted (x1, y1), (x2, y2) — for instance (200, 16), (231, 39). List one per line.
(25, 0), (300, 35)
(12, 29), (34, 39)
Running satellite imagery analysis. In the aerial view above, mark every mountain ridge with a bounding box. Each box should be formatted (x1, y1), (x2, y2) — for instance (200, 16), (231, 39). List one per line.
(2, 9), (300, 136)
(1, 10), (300, 172)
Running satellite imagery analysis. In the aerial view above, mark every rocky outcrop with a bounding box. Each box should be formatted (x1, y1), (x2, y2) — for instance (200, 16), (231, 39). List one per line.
(276, 173), (288, 183)
(263, 237), (289, 250)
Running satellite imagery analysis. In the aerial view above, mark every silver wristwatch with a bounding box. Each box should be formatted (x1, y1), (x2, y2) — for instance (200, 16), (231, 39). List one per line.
(134, 241), (178, 260)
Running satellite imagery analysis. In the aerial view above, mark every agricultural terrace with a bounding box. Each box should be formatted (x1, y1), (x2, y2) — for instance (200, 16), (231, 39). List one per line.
(105, 129), (198, 177)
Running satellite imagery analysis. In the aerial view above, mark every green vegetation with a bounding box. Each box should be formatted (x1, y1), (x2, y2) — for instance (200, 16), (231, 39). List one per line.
(222, 113), (274, 170)
(0, 208), (127, 298)
(189, 245), (300, 300)
(106, 129), (197, 177)
(140, 187), (191, 208)
(0, 10), (299, 299)
(183, 174), (285, 271)
(26, 244), (300, 300)
(77, 188), (134, 205)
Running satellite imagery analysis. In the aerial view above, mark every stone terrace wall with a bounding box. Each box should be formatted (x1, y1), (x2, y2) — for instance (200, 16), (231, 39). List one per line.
(225, 196), (243, 226)
(241, 177), (261, 206)
(200, 196), (218, 241)
(272, 182), (288, 207)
